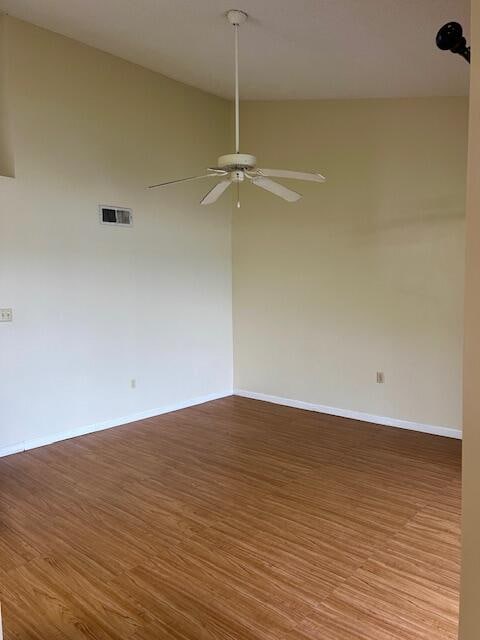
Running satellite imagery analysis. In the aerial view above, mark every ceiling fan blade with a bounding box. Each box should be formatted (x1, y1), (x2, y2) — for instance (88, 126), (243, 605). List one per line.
(200, 179), (232, 205)
(148, 173), (221, 189)
(252, 176), (302, 202)
(256, 168), (326, 182)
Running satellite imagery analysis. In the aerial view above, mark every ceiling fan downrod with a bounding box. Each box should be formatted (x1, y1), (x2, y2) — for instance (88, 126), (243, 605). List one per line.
(227, 10), (248, 156)
(227, 10), (248, 207)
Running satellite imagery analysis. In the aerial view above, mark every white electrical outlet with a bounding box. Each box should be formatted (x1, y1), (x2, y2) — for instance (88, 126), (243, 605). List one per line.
(130, 379), (136, 389)
(0, 308), (12, 322)
(376, 371), (385, 384)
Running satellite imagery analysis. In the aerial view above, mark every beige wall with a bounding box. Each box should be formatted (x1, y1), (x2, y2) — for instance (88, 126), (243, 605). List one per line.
(0, 17), (233, 453)
(460, 0), (480, 636)
(234, 98), (468, 429)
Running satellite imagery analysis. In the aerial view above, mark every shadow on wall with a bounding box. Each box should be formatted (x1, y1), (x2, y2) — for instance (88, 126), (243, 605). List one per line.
(0, 16), (14, 179)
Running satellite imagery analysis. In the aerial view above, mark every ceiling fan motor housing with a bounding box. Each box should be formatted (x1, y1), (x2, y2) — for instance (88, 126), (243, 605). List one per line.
(218, 153), (256, 171)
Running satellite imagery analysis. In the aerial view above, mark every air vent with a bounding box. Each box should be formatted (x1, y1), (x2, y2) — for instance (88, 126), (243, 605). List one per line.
(99, 205), (133, 227)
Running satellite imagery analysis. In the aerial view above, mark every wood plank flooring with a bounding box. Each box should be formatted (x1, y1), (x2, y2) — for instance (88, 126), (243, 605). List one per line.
(0, 396), (461, 639)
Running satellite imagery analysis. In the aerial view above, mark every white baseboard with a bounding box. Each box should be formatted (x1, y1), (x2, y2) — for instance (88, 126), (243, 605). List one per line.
(0, 388), (461, 460)
(0, 442), (26, 458)
(234, 389), (462, 440)
(0, 390), (233, 459)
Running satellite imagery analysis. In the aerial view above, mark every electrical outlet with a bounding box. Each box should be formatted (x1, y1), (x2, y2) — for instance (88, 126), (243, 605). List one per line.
(376, 371), (385, 384)
(0, 308), (12, 322)
(130, 379), (136, 389)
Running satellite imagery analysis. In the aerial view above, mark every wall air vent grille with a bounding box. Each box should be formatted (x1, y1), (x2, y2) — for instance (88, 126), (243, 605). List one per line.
(99, 205), (133, 227)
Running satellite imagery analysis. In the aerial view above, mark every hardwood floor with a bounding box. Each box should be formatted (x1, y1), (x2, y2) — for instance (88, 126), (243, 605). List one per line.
(0, 396), (461, 639)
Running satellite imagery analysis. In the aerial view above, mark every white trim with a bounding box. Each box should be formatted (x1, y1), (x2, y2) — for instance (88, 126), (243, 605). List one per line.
(0, 390), (232, 459)
(0, 442), (25, 458)
(234, 389), (462, 440)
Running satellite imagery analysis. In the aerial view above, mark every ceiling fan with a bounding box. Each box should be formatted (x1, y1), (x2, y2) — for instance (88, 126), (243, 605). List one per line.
(148, 9), (326, 208)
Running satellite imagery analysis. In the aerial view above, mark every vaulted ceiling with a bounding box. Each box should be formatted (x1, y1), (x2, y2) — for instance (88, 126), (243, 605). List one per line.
(0, 0), (470, 99)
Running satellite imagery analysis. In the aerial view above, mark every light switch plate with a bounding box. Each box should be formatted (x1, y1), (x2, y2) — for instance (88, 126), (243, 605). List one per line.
(0, 308), (13, 322)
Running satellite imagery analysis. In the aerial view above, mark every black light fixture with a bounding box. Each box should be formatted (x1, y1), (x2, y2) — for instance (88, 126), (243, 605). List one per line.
(436, 22), (470, 64)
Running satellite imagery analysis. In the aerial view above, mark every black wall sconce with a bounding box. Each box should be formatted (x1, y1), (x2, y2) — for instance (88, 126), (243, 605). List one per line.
(436, 22), (470, 64)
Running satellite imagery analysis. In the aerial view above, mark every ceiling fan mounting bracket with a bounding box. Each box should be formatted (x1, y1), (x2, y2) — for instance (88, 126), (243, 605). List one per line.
(217, 153), (256, 171)
(226, 10), (248, 26)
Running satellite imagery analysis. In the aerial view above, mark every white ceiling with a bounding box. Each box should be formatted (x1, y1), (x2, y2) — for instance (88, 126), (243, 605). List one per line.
(0, 0), (470, 100)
